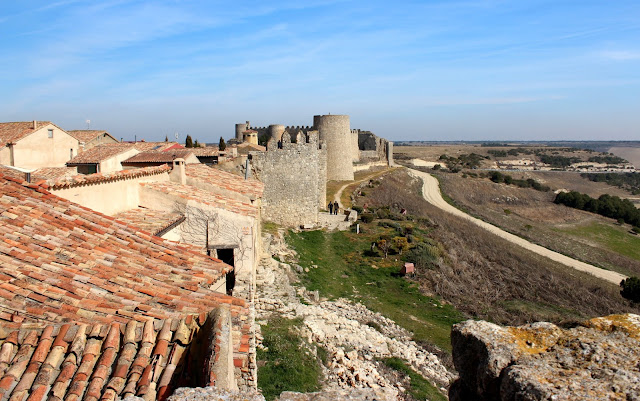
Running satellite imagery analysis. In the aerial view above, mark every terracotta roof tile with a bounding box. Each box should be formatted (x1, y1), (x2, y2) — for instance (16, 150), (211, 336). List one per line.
(185, 165), (264, 199)
(141, 181), (259, 217)
(0, 174), (246, 325)
(66, 131), (114, 144)
(113, 208), (184, 237)
(123, 150), (195, 164)
(66, 144), (136, 165)
(130, 142), (181, 152)
(0, 122), (61, 147)
(45, 165), (170, 189)
(190, 147), (220, 157)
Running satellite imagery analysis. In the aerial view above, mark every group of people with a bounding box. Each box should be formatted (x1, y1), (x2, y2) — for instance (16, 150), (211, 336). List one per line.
(328, 200), (340, 215)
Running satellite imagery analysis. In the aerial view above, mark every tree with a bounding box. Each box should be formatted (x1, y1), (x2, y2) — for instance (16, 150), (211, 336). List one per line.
(185, 135), (193, 148)
(194, 139), (200, 148)
(392, 237), (409, 255)
(165, 135), (168, 142)
(219, 136), (226, 151)
(377, 237), (391, 258)
(620, 276), (640, 303)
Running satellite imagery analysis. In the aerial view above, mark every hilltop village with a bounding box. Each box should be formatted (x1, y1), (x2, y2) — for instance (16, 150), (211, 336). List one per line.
(0, 115), (393, 400)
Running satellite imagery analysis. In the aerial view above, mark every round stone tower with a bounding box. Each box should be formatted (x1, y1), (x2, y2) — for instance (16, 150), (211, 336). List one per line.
(313, 114), (354, 181)
(268, 124), (285, 142)
(235, 121), (250, 141)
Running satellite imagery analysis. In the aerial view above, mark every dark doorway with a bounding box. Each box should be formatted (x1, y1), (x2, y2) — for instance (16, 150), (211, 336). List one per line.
(217, 248), (236, 296)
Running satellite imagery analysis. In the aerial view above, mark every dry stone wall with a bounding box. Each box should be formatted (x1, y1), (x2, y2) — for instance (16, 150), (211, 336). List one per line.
(249, 132), (326, 227)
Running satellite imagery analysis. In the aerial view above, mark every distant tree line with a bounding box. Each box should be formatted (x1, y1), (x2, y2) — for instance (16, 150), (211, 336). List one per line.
(538, 154), (581, 168)
(587, 155), (627, 164)
(489, 171), (550, 192)
(554, 191), (640, 228)
(439, 153), (485, 172)
(581, 172), (640, 195)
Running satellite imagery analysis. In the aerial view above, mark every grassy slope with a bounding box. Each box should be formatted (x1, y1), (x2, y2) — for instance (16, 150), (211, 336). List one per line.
(287, 229), (462, 352)
(555, 222), (640, 262)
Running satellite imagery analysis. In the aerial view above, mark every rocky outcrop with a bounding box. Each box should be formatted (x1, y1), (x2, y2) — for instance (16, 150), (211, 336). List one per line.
(450, 314), (640, 401)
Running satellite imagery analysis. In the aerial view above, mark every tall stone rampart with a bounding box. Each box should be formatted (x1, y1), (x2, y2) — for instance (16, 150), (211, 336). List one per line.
(235, 121), (250, 141)
(313, 114), (354, 181)
(249, 131), (326, 226)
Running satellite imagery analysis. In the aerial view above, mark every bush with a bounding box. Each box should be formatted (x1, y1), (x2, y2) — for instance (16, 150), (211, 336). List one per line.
(360, 213), (375, 223)
(352, 205), (364, 214)
(432, 164), (441, 171)
(620, 276), (640, 302)
(633, 226), (640, 234)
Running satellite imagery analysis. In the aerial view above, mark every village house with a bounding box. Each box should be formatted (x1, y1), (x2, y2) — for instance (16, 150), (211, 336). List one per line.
(66, 143), (139, 174)
(0, 121), (79, 169)
(67, 129), (119, 152)
(0, 170), (256, 399)
(121, 150), (200, 168)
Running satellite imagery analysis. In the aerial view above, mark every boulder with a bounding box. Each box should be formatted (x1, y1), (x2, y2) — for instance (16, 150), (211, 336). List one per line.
(450, 314), (640, 401)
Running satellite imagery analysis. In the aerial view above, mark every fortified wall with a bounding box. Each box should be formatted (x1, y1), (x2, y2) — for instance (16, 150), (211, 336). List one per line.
(248, 130), (326, 227)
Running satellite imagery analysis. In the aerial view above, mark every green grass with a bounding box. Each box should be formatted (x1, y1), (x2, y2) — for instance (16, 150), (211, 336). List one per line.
(286, 229), (463, 352)
(262, 221), (280, 235)
(556, 222), (640, 262)
(382, 357), (447, 401)
(257, 316), (324, 400)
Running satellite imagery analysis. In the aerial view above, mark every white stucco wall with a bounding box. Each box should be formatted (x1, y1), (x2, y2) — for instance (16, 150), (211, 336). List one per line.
(51, 172), (170, 216)
(9, 124), (79, 169)
(98, 148), (140, 173)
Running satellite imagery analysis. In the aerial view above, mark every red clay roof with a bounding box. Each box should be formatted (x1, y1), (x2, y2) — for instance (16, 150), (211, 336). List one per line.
(0, 122), (63, 147)
(66, 143), (136, 165)
(141, 181), (259, 217)
(67, 130), (115, 144)
(190, 147), (221, 157)
(123, 150), (195, 164)
(30, 167), (77, 183)
(114, 208), (184, 236)
(0, 174), (246, 327)
(185, 165), (264, 199)
(132, 142), (180, 152)
(43, 165), (170, 190)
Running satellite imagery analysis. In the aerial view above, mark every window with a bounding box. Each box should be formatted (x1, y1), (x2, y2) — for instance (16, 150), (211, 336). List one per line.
(47, 129), (53, 138)
(70, 149), (73, 159)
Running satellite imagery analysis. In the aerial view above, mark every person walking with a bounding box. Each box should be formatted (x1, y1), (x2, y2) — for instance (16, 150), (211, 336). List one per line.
(333, 200), (339, 215)
(328, 201), (333, 214)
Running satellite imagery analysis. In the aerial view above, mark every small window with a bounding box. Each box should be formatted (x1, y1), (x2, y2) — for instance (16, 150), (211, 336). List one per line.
(70, 149), (73, 159)
(47, 129), (53, 138)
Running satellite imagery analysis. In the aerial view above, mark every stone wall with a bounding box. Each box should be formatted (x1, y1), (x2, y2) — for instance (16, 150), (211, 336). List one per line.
(249, 131), (326, 227)
(314, 115), (354, 181)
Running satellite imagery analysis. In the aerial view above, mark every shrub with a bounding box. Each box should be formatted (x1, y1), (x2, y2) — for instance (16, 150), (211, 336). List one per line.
(620, 276), (640, 302)
(352, 205), (364, 214)
(633, 226), (640, 234)
(360, 213), (375, 223)
(504, 209), (512, 215)
(432, 164), (441, 171)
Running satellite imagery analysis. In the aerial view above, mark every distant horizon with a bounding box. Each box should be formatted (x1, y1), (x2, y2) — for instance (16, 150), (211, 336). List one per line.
(1, 1), (638, 142)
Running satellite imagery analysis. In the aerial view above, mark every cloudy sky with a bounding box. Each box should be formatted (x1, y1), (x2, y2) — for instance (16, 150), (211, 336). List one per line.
(1, 0), (638, 142)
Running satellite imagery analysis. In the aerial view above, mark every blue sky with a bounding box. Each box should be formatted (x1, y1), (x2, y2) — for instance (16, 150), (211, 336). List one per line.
(1, 0), (638, 142)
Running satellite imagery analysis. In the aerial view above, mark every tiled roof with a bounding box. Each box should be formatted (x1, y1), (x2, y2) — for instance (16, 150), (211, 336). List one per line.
(67, 144), (136, 165)
(0, 122), (60, 147)
(0, 166), (28, 182)
(114, 208), (184, 237)
(67, 130), (114, 144)
(44, 165), (170, 190)
(132, 142), (180, 152)
(185, 165), (264, 200)
(141, 181), (259, 217)
(0, 317), (203, 401)
(30, 167), (77, 183)
(236, 143), (265, 154)
(0, 174), (246, 327)
(123, 150), (195, 164)
(190, 147), (220, 157)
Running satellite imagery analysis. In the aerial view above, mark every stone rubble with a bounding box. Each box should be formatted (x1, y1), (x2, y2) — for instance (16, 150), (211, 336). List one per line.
(255, 230), (453, 399)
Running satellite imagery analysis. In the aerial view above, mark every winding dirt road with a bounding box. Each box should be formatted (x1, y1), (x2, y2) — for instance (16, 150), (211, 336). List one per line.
(408, 168), (627, 285)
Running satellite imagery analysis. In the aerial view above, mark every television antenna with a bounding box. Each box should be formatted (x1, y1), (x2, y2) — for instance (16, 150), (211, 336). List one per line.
(85, 119), (91, 129)
(174, 132), (179, 141)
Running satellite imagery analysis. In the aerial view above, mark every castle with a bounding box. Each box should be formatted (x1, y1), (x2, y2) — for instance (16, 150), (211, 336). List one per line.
(237, 114), (393, 227)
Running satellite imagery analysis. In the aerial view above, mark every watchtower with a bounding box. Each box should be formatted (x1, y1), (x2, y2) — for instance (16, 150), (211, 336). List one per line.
(313, 114), (354, 180)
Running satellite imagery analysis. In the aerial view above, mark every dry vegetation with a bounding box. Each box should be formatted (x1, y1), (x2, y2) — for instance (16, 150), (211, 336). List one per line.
(356, 169), (640, 326)
(434, 172), (640, 277)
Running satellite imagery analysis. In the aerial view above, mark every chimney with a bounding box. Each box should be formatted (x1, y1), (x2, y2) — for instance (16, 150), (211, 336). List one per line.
(33, 120), (37, 129)
(170, 158), (186, 185)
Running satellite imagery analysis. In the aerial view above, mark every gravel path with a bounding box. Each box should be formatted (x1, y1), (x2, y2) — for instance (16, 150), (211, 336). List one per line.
(408, 168), (627, 285)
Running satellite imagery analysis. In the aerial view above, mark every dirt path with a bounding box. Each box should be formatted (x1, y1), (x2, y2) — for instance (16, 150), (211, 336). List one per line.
(408, 168), (628, 285)
(333, 168), (394, 205)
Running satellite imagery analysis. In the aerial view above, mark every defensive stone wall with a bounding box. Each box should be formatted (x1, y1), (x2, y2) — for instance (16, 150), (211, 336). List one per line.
(249, 131), (326, 226)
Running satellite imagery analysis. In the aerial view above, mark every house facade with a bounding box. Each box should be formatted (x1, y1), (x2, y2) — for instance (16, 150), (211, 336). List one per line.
(0, 121), (79, 169)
